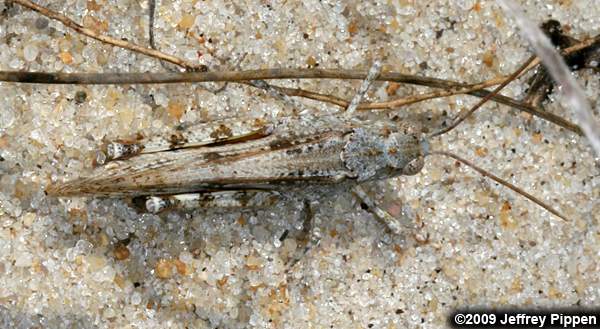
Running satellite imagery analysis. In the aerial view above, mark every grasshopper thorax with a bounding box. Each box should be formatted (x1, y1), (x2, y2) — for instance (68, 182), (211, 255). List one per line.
(341, 124), (428, 182)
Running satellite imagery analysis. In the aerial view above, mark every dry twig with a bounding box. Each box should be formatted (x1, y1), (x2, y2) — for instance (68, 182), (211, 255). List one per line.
(9, 0), (205, 71)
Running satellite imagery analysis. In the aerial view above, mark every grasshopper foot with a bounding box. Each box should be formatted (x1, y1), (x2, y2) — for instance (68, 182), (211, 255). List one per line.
(284, 200), (321, 273)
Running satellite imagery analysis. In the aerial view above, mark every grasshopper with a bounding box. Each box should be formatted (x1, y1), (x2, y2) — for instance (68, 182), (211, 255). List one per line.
(43, 55), (569, 241)
(13, 0), (586, 233)
(44, 61), (435, 235)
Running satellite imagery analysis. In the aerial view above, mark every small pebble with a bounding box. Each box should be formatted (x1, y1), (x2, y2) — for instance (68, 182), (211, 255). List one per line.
(155, 259), (173, 279)
(113, 244), (130, 261)
(0, 107), (15, 128)
(14, 252), (33, 267)
(74, 90), (87, 104)
(179, 251), (193, 264)
(131, 292), (142, 305)
(174, 259), (188, 275)
(35, 17), (49, 30)
(23, 44), (38, 62)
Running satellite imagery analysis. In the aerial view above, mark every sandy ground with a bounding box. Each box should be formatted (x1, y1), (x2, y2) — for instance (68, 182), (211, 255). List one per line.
(0, 0), (599, 328)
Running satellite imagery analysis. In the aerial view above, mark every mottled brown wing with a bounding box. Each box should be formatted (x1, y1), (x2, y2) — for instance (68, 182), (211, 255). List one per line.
(47, 115), (354, 197)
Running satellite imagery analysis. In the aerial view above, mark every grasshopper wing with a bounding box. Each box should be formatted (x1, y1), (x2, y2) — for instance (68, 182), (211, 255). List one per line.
(47, 115), (354, 197)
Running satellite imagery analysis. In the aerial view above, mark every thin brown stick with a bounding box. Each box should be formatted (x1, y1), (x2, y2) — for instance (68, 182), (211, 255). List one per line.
(431, 151), (567, 221)
(0, 67), (446, 85)
(269, 85), (349, 107)
(430, 56), (537, 138)
(0, 68), (583, 135)
(257, 81), (582, 135)
(359, 78), (506, 109)
(269, 77), (509, 111)
(9, 0), (204, 71)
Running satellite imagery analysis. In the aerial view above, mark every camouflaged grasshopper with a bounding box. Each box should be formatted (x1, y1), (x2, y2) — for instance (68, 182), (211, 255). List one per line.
(44, 63), (436, 234)
(10, 0), (582, 233)
(46, 110), (425, 211)
(44, 58), (570, 237)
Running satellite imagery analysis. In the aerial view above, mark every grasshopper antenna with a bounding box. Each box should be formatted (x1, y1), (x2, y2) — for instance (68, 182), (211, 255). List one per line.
(429, 151), (568, 221)
(424, 56), (568, 221)
(429, 56), (535, 138)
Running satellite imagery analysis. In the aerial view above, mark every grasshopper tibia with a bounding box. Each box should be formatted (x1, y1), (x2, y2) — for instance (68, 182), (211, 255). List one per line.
(352, 185), (409, 235)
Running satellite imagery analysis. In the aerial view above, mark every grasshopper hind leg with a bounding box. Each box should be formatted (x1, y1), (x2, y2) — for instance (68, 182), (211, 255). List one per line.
(132, 190), (282, 214)
(133, 191), (320, 273)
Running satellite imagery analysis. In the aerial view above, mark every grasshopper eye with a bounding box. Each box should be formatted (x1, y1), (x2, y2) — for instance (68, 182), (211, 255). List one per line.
(402, 156), (424, 176)
(384, 133), (425, 175)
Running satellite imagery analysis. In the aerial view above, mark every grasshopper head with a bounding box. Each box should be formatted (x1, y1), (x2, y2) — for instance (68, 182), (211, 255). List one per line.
(384, 132), (428, 176)
(342, 126), (429, 181)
